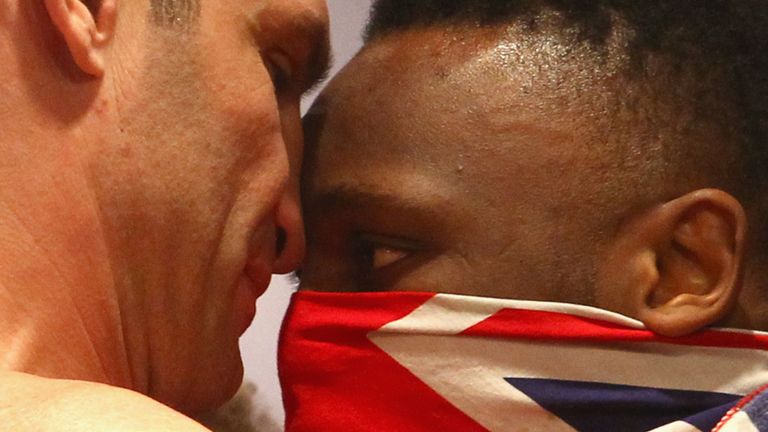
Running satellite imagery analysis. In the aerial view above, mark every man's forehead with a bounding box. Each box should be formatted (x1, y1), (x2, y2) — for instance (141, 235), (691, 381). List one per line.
(318, 33), (594, 148)
(305, 26), (630, 207)
(334, 26), (615, 108)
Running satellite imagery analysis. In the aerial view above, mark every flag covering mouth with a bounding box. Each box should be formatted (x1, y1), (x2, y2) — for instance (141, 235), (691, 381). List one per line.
(278, 291), (768, 432)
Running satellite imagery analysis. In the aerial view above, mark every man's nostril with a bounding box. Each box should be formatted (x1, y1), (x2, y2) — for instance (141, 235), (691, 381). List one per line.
(276, 227), (287, 258)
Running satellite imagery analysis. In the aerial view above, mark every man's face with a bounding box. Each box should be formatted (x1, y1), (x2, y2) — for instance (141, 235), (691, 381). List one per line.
(89, 0), (328, 411)
(301, 28), (634, 303)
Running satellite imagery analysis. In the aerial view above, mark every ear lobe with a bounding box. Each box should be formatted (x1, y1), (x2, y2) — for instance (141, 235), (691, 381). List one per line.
(597, 189), (746, 337)
(44, 0), (117, 77)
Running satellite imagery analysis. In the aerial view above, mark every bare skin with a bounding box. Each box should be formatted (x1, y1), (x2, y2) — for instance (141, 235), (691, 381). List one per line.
(0, 0), (328, 429)
(301, 26), (766, 338)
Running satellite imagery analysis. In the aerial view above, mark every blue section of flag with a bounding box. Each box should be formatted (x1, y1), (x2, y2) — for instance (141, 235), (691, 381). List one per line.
(742, 389), (768, 431)
(506, 377), (741, 432)
(682, 401), (735, 431)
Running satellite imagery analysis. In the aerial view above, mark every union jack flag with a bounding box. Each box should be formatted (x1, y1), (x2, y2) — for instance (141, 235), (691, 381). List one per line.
(278, 291), (768, 431)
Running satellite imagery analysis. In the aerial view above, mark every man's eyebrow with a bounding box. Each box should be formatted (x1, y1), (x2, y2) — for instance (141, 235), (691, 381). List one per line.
(306, 184), (451, 219)
(304, 42), (332, 94)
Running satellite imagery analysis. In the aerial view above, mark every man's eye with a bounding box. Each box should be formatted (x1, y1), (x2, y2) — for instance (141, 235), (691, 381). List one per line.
(354, 234), (416, 273)
(371, 247), (408, 270)
(263, 52), (293, 93)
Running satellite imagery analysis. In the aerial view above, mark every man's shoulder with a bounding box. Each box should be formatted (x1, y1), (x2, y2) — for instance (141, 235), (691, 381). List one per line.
(0, 371), (210, 431)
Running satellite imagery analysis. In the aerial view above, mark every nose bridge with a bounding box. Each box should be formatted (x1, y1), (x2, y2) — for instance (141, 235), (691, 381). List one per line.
(272, 98), (306, 274)
(281, 98), (304, 183)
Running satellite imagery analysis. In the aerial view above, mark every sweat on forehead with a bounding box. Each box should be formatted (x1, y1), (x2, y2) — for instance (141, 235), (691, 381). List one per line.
(314, 23), (687, 165)
(364, 0), (768, 194)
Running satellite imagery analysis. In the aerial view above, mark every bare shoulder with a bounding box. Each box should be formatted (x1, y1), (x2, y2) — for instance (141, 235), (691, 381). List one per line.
(0, 371), (210, 431)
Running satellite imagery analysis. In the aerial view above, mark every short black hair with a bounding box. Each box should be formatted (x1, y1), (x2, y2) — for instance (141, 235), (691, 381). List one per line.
(150, 0), (201, 28)
(366, 0), (768, 240)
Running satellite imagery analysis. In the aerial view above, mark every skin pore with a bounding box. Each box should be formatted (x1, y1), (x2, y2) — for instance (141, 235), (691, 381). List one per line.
(300, 23), (767, 336)
(0, 0), (328, 419)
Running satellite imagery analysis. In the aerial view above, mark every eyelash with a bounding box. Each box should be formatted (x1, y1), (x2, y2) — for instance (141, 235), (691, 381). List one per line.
(290, 240), (408, 291)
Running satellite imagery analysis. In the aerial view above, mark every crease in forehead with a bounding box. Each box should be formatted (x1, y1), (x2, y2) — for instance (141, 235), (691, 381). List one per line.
(310, 37), (583, 169)
(305, 176), (461, 227)
(309, 168), (453, 202)
(314, 18), (638, 161)
(425, 23), (638, 144)
(349, 22), (628, 120)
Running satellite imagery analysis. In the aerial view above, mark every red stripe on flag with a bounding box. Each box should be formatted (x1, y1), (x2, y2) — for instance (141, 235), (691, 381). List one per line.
(279, 291), (489, 432)
(463, 308), (768, 350)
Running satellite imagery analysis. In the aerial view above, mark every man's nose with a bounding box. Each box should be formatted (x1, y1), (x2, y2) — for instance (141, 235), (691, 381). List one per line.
(272, 182), (305, 274)
(272, 94), (306, 274)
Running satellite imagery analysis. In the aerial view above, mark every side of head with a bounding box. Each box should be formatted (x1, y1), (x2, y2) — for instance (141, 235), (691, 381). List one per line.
(300, 0), (768, 336)
(0, 0), (327, 413)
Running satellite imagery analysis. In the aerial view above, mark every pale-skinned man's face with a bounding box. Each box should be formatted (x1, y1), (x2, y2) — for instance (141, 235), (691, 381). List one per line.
(88, 0), (328, 411)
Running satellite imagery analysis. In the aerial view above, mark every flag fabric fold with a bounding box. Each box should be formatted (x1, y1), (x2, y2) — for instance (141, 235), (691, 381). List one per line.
(278, 291), (768, 432)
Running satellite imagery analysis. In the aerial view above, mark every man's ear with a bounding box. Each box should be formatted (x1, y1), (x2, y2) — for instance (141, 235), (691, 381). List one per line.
(596, 189), (747, 337)
(44, 0), (117, 77)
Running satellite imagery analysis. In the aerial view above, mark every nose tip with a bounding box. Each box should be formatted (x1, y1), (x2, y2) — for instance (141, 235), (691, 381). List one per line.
(272, 194), (305, 274)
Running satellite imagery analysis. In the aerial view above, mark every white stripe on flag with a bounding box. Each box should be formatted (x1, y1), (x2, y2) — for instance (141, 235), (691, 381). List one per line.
(369, 333), (768, 431)
(649, 420), (703, 432)
(369, 295), (768, 431)
(376, 293), (645, 335)
(717, 411), (760, 432)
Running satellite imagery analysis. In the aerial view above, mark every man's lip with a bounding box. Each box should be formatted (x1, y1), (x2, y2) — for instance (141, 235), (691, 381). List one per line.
(234, 263), (272, 335)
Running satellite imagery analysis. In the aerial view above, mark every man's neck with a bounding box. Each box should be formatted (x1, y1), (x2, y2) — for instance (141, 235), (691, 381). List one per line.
(0, 133), (135, 390)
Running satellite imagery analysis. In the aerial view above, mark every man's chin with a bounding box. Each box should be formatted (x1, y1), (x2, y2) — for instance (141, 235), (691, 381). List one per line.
(160, 355), (245, 415)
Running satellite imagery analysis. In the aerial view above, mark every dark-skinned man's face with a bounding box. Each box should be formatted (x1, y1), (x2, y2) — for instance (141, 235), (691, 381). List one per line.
(298, 26), (653, 305)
